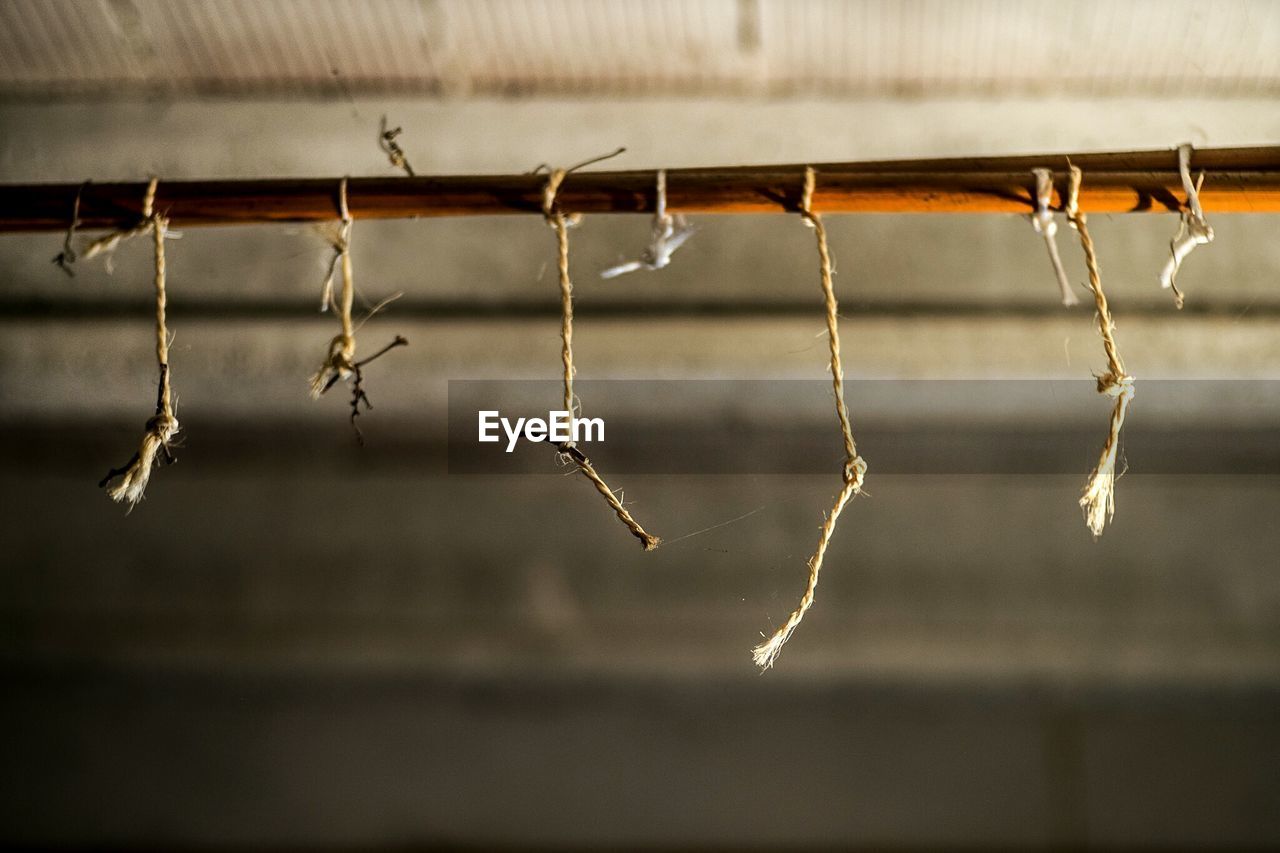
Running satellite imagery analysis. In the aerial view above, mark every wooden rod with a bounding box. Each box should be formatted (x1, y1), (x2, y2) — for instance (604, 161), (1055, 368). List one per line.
(2, 146), (1279, 231)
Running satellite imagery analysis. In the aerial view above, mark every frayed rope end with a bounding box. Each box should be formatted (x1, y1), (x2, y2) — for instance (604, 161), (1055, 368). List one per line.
(752, 623), (798, 672)
(1079, 463), (1118, 539)
(103, 414), (179, 508)
(1079, 374), (1134, 539)
(309, 335), (355, 400)
(752, 463), (866, 671)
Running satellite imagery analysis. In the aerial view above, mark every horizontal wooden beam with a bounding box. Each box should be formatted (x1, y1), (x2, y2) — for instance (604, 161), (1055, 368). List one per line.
(2, 146), (1279, 231)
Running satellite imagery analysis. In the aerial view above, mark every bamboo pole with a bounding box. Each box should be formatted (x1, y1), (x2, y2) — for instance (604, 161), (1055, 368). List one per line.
(2, 146), (1279, 231)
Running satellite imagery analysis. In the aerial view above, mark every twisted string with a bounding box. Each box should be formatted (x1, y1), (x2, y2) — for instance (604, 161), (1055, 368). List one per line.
(542, 167), (660, 551)
(543, 169), (577, 418)
(310, 177), (357, 398)
(752, 166), (867, 671)
(81, 178), (161, 267)
(100, 180), (179, 507)
(1066, 164), (1134, 537)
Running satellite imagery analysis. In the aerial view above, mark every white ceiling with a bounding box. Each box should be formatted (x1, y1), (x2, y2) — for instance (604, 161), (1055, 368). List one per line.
(1, 0), (1278, 98)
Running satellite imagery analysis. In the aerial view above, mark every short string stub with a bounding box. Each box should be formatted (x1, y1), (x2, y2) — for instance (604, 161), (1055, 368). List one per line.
(1030, 168), (1079, 306)
(1159, 142), (1214, 308)
(600, 169), (695, 278)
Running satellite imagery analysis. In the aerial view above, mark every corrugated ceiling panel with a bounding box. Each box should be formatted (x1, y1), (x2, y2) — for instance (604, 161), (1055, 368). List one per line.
(0, 0), (1276, 97)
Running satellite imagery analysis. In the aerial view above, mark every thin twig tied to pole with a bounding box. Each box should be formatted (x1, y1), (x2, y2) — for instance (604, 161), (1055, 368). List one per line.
(378, 116), (415, 177)
(309, 177), (407, 445)
(1031, 168), (1079, 306)
(1066, 164), (1134, 538)
(541, 151), (661, 551)
(1160, 142), (1214, 309)
(51, 180), (87, 275)
(600, 169), (695, 278)
(98, 179), (181, 507)
(752, 166), (868, 671)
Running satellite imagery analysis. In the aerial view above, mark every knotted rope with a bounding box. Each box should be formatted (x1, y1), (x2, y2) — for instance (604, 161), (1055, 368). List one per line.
(752, 167), (868, 671)
(1066, 164), (1134, 537)
(310, 178), (357, 399)
(1031, 168), (1079, 306)
(99, 179), (180, 507)
(1159, 143), (1213, 309)
(309, 178), (408, 443)
(542, 164), (660, 551)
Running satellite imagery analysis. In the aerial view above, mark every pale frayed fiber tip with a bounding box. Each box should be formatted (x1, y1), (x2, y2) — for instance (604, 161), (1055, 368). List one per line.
(308, 363), (348, 399)
(309, 335), (355, 400)
(106, 414), (180, 507)
(753, 463), (864, 671)
(752, 624), (798, 671)
(1079, 376), (1134, 538)
(1080, 465), (1118, 538)
(307, 370), (329, 400)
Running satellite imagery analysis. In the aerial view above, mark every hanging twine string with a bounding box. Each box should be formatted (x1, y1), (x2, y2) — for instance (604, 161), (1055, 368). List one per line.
(309, 178), (408, 444)
(544, 168), (578, 418)
(310, 178), (357, 399)
(1066, 164), (1134, 538)
(1030, 168), (1079, 307)
(752, 167), (868, 671)
(600, 169), (696, 279)
(1159, 142), (1213, 309)
(542, 159), (660, 551)
(99, 179), (180, 507)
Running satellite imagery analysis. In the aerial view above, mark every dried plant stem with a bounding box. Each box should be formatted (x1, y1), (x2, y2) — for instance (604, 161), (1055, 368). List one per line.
(379, 116), (415, 177)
